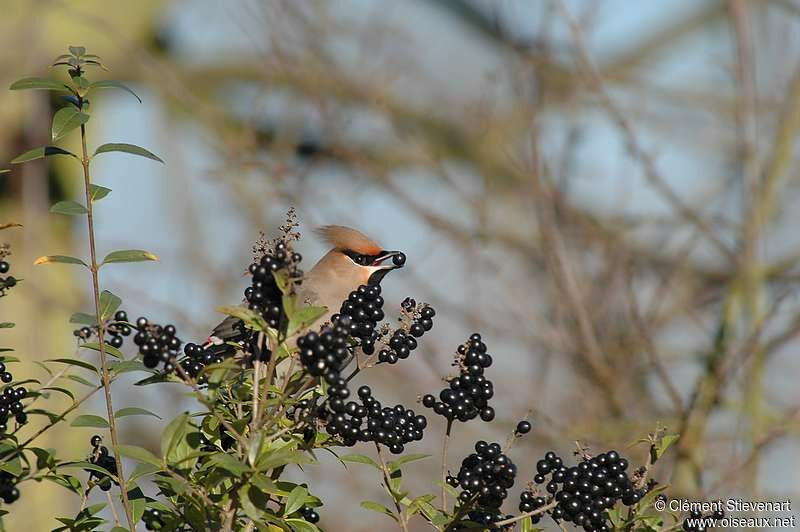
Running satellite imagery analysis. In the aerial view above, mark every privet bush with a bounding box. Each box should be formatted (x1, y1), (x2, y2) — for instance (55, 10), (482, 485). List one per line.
(0, 47), (718, 532)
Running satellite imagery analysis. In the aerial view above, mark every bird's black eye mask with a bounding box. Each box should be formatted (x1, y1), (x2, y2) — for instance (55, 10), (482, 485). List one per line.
(343, 249), (382, 266)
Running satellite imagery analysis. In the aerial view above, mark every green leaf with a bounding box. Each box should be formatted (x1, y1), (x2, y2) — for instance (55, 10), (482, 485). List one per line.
(387, 453), (430, 473)
(33, 254), (87, 267)
(50, 200), (88, 215)
(11, 146), (75, 163)
(110, 360), (150, 376)
(40, 387), (75, 401)
(69, 312), (98, 326)
(71, 414), (109, 428)
(101, 249), (160, 265)
(115, 407), (161, 420)
(60, 461), (118, 482)
(0, 455), (23, 476)
(46, 357), (98, 374)
(652, 433), (680, 463)
(99, 290), (122, 321)
(216, 306), (268, 332)
(89, 184), (111, 201)
(607, 507), (623, 528)
(284, 485), (308, 516)
(81, 342), (124, 360)
(287, 305), (327, 336)
(208, 453), (249, 476)
(360, 501), (397, 520)
(73, 77), (90, 91)
(66, 374), (96, 387)
(248, 431), (264, 467)
(161, 413), (189, 459)
(110, 527), (129, 532)
(418, 501), (447, 526)
(273, 270), (290, 294)
(9, 77), (70, 91)
(94, 143), (163, 163)
(127, 462), (160, 485)
(117, 445), (162, 467)
(285, 520), (320, 532)
(51, 107), (89, 141)
(69, 45), (86, 57)
(0, 323), (13, 329)
(339, 453), (380, 469)
(239, 485), (264, 521)
(89, 80), (142, 103)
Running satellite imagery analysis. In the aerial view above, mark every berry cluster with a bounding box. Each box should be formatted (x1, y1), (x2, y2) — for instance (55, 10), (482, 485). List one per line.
(0, 362), (27, 433)
(524, 450), (643, 531)
(376, 299), (434, 364)
(134, 318), (182, 371)
(322, 384), (427, 453)
(298, 315), (353, 385)
(448, 441), (517, 521)
(180, 342), (225, 381)
(682, 507), (725, 531)
(88, 435), (118, 491)
(422, 333), (494, 422)
(0, 472), (19, 505)
(72, 310), (133, 349)
(337, 284), (384, 342)
(0, 251), (17, 297)
(245, 241), (303, 329)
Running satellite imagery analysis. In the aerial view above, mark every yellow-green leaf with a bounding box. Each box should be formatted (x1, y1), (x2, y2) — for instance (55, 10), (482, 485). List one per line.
(117, 445), (161, 467)
(99, 290), (122, 321)
(89, 184), (111, 201)
(89, 80), (142, 103)
(94, 143), (163, 163)
(50, 200), (88, 215)
(11, 146), (76, 164)
(51, 107), (89, 141)
(9, 77), (70, 91)
(81, 342), (124, 360)
(33, 255), (88, 267)
(115, 407), (161, 420)
(102, 249), (159, 265)
(71, 414), (109, 428)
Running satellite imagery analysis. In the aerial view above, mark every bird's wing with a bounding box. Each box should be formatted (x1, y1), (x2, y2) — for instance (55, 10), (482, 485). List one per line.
(208, 314), (244, 343)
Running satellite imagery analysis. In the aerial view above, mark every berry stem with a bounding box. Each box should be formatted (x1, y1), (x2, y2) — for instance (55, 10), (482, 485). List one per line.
(77, 117), (134, 530)
(441, 418), (452, 510)
(374, 442), (410, 532)
(251, 359), (262, 428)
(105, 490), (121, 527)
(489, 499), (559, 528)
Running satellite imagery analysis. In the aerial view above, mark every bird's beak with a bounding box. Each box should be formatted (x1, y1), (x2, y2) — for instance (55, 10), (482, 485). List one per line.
(371, 250), (406, 270)
(366, 250), (406, 285)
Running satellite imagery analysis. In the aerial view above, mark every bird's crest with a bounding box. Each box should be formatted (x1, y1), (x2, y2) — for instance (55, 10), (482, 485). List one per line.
(315, 225), (383, 255)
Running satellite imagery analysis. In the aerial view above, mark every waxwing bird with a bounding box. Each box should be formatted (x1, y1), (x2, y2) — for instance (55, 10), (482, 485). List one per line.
(207, 225), (406, 351)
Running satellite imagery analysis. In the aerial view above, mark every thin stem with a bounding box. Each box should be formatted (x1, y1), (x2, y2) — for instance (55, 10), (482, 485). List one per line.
(105, 490), (121, 527)
(251, 358), (262, 428)
(441, 419), (452, 510)
(78, 119), (134, 529)
(375, 442), (410, 532)
(490, 499), (559, 528)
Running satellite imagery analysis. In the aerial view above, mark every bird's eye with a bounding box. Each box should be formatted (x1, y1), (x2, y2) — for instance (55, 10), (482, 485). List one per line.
(357, 255), (369, 266)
